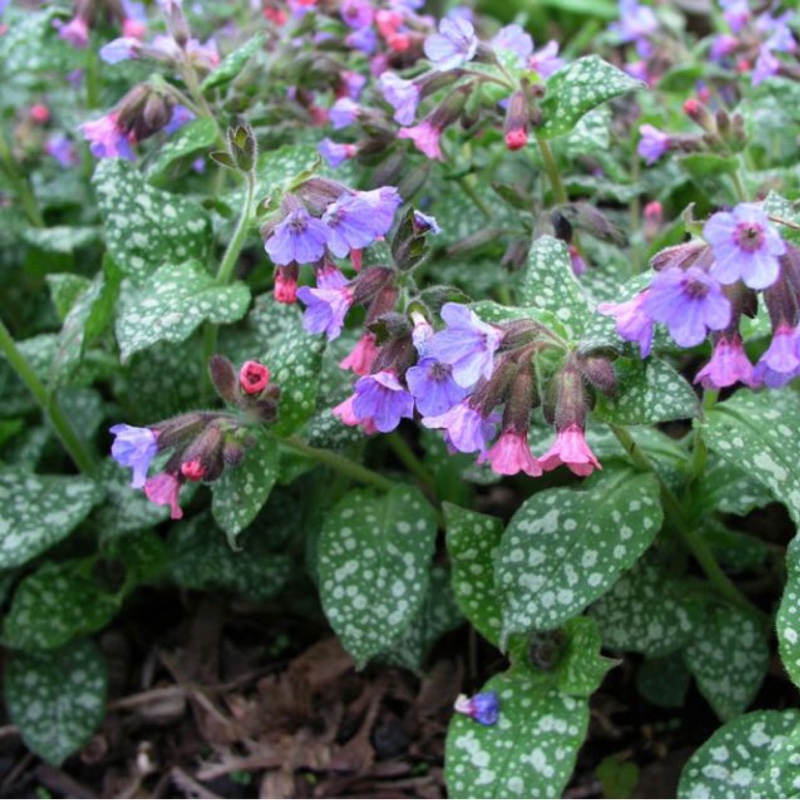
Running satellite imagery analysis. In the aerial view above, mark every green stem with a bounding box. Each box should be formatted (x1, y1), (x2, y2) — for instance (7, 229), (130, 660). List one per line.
(0, 132), (44, 227)
(386, 432), (436, 491)
(536, 135), (568, 205)
(0, 319), (96, 474)
(609, 423), (766, 622)
(85, 46), (101, 110)
(279, 435), (396, 492)
(692, 389), (718, 479)
(731, 169), (748, 203)
(180, 58), (225, 147)
(456, 176), (492, 219)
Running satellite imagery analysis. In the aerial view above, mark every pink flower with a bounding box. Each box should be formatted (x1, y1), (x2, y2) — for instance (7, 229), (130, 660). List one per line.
(339, 332), (379, 376)
(398, 121), (443, 160)
(482, 430), (542, 477)
(332, 394), (377, 434)
(239, 361), (270, 394)
(540, 424), (601, 477)
(58, 16), (90, 48)
(80, 112), (136, 160)
(144, 473), (184, 519)
(695, 335), (755, 389)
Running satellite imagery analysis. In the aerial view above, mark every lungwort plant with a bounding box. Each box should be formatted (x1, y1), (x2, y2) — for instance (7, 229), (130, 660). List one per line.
(3, 0), (800, 795)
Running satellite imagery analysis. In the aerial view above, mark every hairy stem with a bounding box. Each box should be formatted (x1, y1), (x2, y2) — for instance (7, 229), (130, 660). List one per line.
(536, 135), (568, 205)
(0, 319), (97, 475)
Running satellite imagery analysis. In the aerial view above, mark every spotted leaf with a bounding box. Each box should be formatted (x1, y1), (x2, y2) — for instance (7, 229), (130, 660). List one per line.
(778, 538), (800, 689)
(115, 260), (250, 362)
(4, 639), (107, 766)
(200, 33), (265, 92)
(445, 673), (589, 799)
(684, 606), (769, 722)
(539, 56), (643, 139)
(444, 502), (504, 646)
(496, 466), (663, 637)
(678, 710), (800, 799)
(318, 485), (438, 667)
(93, 159), (212, 284)
(0, 470), (102, 570)
(145, 118), (218, 184)
(211, 429), (280, 546)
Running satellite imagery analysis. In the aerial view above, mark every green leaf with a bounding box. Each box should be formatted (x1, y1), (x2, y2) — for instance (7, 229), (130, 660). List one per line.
(200, 33), (265, 91)
(678, 710), (800, 799)
(0, 8), (78, 77)
(52, 263), (120, 386)
(518, 236), (590, 338)
(594, 357), (700, 425)
(93, 159), (212, 283)
(679, 153), (740, 179)
(555, 616), (617, 696)
(756, 718), (800, 797)
(694, 458), (774, 518)
(445, 673), (589, 799)
(115, 261), (250, 362)
(539, 56), (643, 139)
(702, 390), (800, 524)
(211, 429), (280, 546)
(444, 503), (504, 646)
(777, 537), (800, 689)
(251, 144), (323, 209)
(496, 466), (663, 637)
(21, 225), (100, 254)
(145, 118), (218, 183)
(684, 606), (769, 722)
(590, 556), (703, 656)
(168, 513), (295, 602)
(2, 561), (118, 651)
(637, 653), (691, 708)
(0, 470), (101, 569)
(763, 191), (800, 245)
(47, 274), (91, 321)
(596, 755), (640, 800)
(318, 485), (438, 667)
(4, 639), (107, 766)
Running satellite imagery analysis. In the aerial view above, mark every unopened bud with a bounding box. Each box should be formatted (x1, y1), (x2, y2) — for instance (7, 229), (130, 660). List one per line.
(180, 459), (206, 481)
(142, 93), (172, 135)
(227, 124), (257, 172)
(208, 354), (238, 404)
(239, 360), (270, 395)
(683, 98), (716, 135)
(643, 200), (663, 240)
(160, 0), (190, 48)
(504, 91), (530, 151)
(579, 355), (617, 397)
(274, 263), (299, 304)
(29, 104), (50, 124)
(180, 424), (225, 482)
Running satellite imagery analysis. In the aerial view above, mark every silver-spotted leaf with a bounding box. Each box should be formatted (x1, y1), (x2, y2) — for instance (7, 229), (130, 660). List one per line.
(777, 536), (800, 689)
(200, 33), (265, 91)
(145, 118), (218, 183)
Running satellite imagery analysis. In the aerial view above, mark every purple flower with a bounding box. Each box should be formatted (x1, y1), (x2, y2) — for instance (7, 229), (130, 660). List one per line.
(711, 34), (739, 62)
(454, 691), (499, 726)
(610, 0), (658, 57)
(318, 138), (357, 168)
(752, 46), (781, 86)
(758, 12), (797, 53)
(265, 208), (330, 265)
(413, 211), (441, 234)
(341, 0), (374, 29)
(329, 97), (360, 129)
(358, 187), (402, 236)
(424, 16), (478, 70)
(346, 26), (378, 54)
(426, 303), (502, 388)
(422, 401), (495, 455)
(490, 24), (533, 67)
(529, 41), (565, 77)
(80, 113), (135, 160)
(144, 472), (183, 519)
(753, 324), (800, 387)
(315, 260), (348, 289)
(704, 203), (786, 290)
(643, 267), (731, 348)
(398, 121), (443, 160)
(45, 135), (78, 168)
(100, 37), (142, 64)
(58, 16), (90, 48)
(352, 371), (415, 433)
(322, 194), (381, 257)
(341, 70), (367, 100)
(406, 358), (469, 416)
(163, 105), (195, 135)
(638, 124), (670, 165)
(720, 0), (751, 33)
(597, 291), (655, 357)
(296, 285), (354, 340)
(378, 72), (421, 126)
(695, 335), (755, 389)
(110, 424), (159, 488)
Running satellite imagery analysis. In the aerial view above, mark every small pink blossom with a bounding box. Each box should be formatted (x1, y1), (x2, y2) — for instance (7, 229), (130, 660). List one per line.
(540, 424), (601, 477)
(481, 431), (542, 477)
(144, 473), (184, 519)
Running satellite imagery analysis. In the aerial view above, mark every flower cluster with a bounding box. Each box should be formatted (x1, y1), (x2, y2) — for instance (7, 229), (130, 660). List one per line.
(109, 357), (279, 518)
(56, 0), (148, 49)
(600, 202), (799, 389)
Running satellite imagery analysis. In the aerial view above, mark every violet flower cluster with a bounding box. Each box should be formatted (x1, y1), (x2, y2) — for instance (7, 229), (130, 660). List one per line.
(600, 202), (800, 389)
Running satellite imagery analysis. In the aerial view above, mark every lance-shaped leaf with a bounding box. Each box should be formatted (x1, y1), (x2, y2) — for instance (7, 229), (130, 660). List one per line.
(146, 118), (218, 183)
(115, 261), (250, 362)
(201, 33), (265, 91)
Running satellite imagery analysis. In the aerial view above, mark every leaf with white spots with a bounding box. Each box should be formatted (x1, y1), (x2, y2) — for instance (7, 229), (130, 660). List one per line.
(115, 261), (250, 362)
(267, 320), (326, 436)
(145, 118), (218, 184)
(518, 236), (591, 338)
(4, 638), (107, 766)
(777, 536), (800, 689)
(590, 555), (703, 656)
(684, 606), (769, 722)
(702, 390), (800, 525)
(444, 502), (504, 646)
(93, 159), (212, 284)
(637, 653), (691, 708)
(678, 710), (800, 799)
(200, 33), (265, 92)
(763, 191), (800, 246)
(555, 616), (618, 696)
(23, 225), (100, 254)
(318, 485), (438, 667)
(539, 56), (643, 139)
(445, 673), (589, 799)
(211, 429), (280, 546)
(694, 457), (774, 518)
(496, 466), (663, 637)
(47, 274), (91, 320)
(757, 717), (800, 797)
(168, 513), (295, 602)
(594, 357), (700, 425)
(2, 560), (119, 651)
(0, 470), (102, 570)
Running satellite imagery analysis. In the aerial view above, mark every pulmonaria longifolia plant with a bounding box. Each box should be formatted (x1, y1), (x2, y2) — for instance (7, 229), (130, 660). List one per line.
(4, 0), (800, 794)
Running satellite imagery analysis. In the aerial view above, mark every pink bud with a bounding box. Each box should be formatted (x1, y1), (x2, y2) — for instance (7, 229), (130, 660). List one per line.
(29, 104), (50, 124)
(504, 129), (528, 151)
(239, 361), (270, 394)
(181, 459), (206, 481)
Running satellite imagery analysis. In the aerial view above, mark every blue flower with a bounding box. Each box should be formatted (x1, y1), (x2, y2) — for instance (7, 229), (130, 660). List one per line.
(406, 358), (467, 416)
(454, 691), (500, 725)
(352, 371), (415, 433)
(110, 424), (159, 488)
(265, 208), (330, 265)
(424, 16), (478, 70)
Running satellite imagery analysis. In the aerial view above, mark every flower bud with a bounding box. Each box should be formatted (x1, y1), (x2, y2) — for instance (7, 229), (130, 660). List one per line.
(503, 90), (530, 151)
(502, 357), (538, 433)
(227, 124), (257, 172)
(274, 263), (299, 304)
(643, 201), (662, 240)
(683, 98), (716, 134)
(208, 354), (238, 404)
(179, 424), (225, 482)
(579, 355), (617, 397)
(155, 411), (215, 449)
(160, 0), (190, 48)
(352, 266), (396, 305)
(239, 360), (270, 395)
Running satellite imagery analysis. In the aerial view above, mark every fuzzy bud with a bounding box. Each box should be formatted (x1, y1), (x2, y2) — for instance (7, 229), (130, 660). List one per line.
(503, 90), (530, 151)
(227, 124), (257, 172)
(208, 354), (238, 404)
(179, 424), (225, 482)
(579, 355), (617, 397)
(160, 0), (190, 48)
